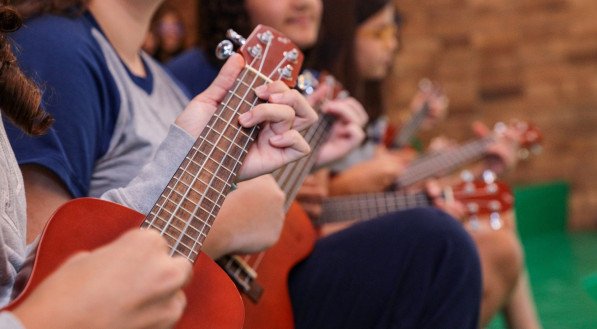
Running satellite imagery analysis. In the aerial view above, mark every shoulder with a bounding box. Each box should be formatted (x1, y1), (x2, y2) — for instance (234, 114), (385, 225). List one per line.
(13, 14), (101, 64)
(166, 47), (220, 95)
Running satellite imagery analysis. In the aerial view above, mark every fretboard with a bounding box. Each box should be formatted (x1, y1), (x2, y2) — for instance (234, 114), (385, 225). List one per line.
(141, 68), (266, 263)
(317, 190), (431, 225)
(396, 135), (494, 188)
(393, 102), (430, 148)
(274, 113), (336, 209)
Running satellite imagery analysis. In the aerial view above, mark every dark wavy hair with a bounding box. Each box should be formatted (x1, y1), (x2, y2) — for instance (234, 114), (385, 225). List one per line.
(309, 0), (400, 122)
(8, 0), (89, 18)
(0, 4), (52, 135)
(197, 0), (252, 67)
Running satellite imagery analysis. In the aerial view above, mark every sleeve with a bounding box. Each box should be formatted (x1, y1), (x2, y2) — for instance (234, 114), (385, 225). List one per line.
(0, 312), (25, 329)
(101, 124), (195, 214)
(4, 18), (119, 197)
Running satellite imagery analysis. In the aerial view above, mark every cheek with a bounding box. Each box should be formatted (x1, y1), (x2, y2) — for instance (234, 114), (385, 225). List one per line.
(356, 45), (384, 78)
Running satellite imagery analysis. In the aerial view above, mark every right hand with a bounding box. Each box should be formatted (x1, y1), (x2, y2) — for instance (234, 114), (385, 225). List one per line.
(330, 146), (415, 195)
(12, 230), (192, 329)
(295, 169), (330, 220)
(202, 175), (286, 258)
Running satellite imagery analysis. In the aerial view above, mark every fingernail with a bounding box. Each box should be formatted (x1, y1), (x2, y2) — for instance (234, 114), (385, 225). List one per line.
(239, 111), (252, 124)
(254, 85), (267, 94)
(270, 135), (284, 143)
(270, 93), (282, 102)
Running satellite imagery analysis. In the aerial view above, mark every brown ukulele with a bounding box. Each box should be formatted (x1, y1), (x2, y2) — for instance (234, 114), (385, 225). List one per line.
(318, 171), (514, 229)
(217, 71), (343, 329)
(2, 24), (304, 329)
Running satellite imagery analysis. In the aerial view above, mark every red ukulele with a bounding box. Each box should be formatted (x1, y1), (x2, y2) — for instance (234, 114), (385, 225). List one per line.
(2, 24), (304, 329)
(217, 71), (343, 329)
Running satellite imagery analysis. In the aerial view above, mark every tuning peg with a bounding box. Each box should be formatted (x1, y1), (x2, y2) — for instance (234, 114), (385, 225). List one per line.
(284, 49), (300, 63)
(493, 121), (507, 134)
(460, 170), (474, 183)
(468, 215), (481, 231)
(257, 30), (273, 44)
(297, 70), (318, 95)
(215, 40), (234, 60)
(279, 65), (294, 81)
(489, 212), (503, 230)
(226, 29), (246, 46)
(482, 170), (496, 184)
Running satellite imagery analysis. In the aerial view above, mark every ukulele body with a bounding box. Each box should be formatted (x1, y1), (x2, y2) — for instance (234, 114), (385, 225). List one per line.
(243, 202), (317, 329)
(3, 198), (244, 329)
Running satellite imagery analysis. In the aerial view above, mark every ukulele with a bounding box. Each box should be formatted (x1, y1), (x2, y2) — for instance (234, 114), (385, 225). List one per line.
(394, 120), (542, 189)
(217, 70), (344, 329)
(387, 79), (445, 149)
(2, 24), (304, 329)
(318, 171), (514, 229)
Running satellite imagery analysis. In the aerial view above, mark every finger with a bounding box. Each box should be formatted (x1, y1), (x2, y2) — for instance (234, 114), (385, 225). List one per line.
(257, 88), (317, 131)
(254, 80), (291, 98)
(239, 103), (294, 134)
(192, 53), (245, 106)
(306, 82), (333, 107)
(170, 256), (194, 288)
(269, 130), (311, 156)
(472, 121), (491, 137)
(322, 98), (366, 126)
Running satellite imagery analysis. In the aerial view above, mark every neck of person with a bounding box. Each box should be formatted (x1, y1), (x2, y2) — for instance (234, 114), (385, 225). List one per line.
(88, 0), (163, 77)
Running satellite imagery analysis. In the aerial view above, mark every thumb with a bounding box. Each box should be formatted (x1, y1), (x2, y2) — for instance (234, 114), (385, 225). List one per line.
(472, 121), (491, 137)
(192, 53), (246, 106)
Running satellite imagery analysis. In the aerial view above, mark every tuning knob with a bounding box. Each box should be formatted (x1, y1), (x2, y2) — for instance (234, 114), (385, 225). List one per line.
(215, 40), (234, 60)
(226, 29), (246, 46)
(297, 70), (319, 95)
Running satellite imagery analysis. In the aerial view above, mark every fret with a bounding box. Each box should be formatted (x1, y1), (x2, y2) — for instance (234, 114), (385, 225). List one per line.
(171, 245), (198, 259)
(144, 221), (198, 248)
(153, 196), (211, 231)
(397, 136), (494, 188)
(149, 210), (207, 242)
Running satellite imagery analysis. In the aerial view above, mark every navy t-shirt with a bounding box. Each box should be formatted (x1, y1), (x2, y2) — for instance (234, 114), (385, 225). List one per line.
(167, 47), (219, 96)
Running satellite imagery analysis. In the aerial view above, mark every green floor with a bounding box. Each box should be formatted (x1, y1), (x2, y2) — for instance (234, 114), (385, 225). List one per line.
(487, 182), (597, 328)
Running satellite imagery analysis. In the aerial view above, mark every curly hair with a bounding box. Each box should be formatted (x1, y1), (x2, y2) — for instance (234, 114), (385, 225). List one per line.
(198, 0), (252, 67)
(0, 4), (52, 135)
(9, 0), (89, 18)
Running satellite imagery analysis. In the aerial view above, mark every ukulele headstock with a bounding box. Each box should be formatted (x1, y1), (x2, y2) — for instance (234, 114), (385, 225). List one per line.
(452, 170), (514, 217)
(216, 25), (304, 87)
(493, 120), (543, 159)
(240, 25), (303, 87)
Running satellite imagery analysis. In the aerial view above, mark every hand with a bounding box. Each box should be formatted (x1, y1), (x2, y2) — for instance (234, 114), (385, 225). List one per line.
(202, 175), (286, 258)
(315, 96), (368, 166)
(425, 179), (466, 221)
(409, 80), (448, 130)
(295, 169), (330, 220)
(427, 135), (458, 153)
(472, 121), (521, 174)
(175, 53), (317, 181)
(12, 230), (192, 329)
(329, 146), (415, 195)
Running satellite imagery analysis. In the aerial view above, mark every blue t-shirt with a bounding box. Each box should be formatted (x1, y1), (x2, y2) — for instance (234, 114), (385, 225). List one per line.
(5, 12), (189, 198)
(167, 47), (219, 96)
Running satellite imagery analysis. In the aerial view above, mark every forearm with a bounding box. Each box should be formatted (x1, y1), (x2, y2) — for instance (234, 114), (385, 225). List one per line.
(0, 313), (24, 329)
(101, 124), (195, 214)
(504, 270), (542, 329)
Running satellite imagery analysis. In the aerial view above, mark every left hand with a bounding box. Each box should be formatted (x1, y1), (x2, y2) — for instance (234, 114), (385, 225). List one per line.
(315, 96), (368, 166)
(426, 179), (466, 221)
(472, 121), (521, 174)
(176, 53), (318, 181)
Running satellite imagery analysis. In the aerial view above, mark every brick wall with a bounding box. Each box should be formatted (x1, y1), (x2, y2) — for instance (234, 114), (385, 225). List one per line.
(387, 0), (597, 229)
